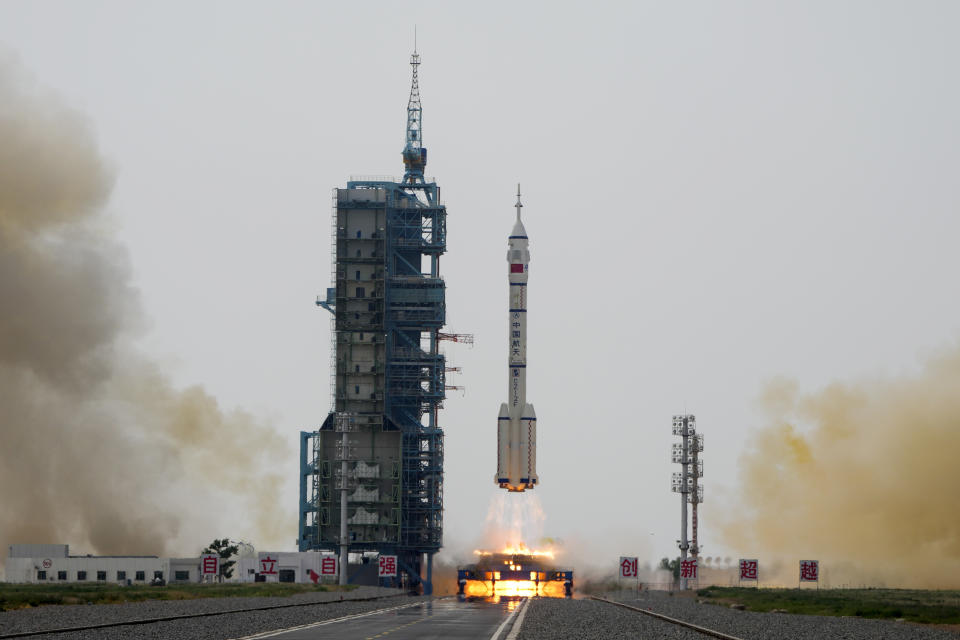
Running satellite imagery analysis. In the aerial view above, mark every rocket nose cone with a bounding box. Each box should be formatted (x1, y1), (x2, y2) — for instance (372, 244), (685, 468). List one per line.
(511, 218), (527, 238)
(498, 403), (509, 418)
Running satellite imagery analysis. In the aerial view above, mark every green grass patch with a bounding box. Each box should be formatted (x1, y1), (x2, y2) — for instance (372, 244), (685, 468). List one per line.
(0, 582), (359, 611)
(696, 586), (960, 625)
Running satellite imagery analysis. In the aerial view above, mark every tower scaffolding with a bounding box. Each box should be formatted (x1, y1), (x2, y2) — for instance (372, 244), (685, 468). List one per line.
(300, 47), (450, 594)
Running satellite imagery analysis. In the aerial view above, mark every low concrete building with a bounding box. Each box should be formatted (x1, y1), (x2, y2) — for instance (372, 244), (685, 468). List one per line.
(5, 544), (349, 585)
(236, 551), (339, 584)
(6, 544), (197, 584)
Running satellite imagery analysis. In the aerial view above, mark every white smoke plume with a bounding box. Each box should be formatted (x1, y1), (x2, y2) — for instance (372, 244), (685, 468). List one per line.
(0, 53), (291, 570)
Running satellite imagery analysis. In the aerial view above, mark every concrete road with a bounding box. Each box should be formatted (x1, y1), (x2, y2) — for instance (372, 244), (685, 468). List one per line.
(241, 597), (523, 640)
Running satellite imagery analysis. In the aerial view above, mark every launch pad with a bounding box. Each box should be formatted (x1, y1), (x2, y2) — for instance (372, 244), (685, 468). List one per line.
(458, 549), (573, 599)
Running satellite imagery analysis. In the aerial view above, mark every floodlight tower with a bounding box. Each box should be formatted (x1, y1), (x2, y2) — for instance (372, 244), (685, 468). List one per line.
(690, 428), (704, 566)
(671, 415), (703, 590)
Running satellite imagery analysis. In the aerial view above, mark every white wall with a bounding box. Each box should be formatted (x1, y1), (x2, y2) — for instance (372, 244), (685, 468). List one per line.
(5, 549), (337, 585)
(5, 556), (168, 584)
(238, 551), (338, 584)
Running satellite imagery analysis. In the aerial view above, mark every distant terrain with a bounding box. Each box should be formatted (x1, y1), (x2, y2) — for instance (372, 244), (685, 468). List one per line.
(697, 586), (960, 626)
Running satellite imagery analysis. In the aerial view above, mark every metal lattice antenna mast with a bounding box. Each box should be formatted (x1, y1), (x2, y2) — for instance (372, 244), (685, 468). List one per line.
(402, 39), (426, 184)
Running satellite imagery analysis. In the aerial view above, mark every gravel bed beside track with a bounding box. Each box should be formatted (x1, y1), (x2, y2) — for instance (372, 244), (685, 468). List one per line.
(516, 597), (706, 640)
(610, 591), (960, 640)
(0, 587), (424, 639)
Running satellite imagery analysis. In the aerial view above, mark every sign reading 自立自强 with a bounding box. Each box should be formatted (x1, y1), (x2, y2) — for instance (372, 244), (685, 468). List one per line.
(258, 553), (278, 575)
(320, 556), (338, 576)
(378, 555), (397, 578)
(201, 554), (219, 577)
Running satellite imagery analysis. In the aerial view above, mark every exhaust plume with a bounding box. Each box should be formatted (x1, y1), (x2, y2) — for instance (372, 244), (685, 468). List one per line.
(0, 54), (290, 567)
(481, 492), (547, 551)
(718, 343), (960, 587)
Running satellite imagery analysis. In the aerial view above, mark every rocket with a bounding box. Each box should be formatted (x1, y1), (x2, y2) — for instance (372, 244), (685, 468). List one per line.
(496, 185), (538, 492)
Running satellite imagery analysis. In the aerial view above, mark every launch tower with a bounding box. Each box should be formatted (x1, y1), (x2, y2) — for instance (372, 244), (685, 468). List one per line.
(299, 47), (447, 594)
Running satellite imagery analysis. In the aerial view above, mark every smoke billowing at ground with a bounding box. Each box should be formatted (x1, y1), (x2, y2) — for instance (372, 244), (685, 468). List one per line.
(719, 344), (960, 588)
(0, 55), (290, 567)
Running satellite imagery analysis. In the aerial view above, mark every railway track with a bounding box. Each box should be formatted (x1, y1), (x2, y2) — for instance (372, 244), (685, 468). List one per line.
(0, 594), (415, 639)
(589, 595), (748, 640)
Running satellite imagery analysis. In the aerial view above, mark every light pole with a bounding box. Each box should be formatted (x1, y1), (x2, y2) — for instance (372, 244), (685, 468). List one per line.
(671, 415), (704, 590)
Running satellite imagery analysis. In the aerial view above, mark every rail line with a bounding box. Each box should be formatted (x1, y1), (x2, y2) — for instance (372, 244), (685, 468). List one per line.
(0, 594), (416, 639)
(589, 596), (748, 640)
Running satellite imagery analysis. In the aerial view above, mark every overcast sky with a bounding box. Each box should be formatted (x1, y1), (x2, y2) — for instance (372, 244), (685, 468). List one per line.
(2, 1), (958, 568)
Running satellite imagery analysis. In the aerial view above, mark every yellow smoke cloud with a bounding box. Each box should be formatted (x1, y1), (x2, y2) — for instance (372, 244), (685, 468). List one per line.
(719, 344), (960, 587)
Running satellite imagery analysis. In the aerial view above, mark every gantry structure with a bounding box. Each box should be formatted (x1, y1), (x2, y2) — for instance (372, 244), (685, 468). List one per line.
(299, 47), (447, 593)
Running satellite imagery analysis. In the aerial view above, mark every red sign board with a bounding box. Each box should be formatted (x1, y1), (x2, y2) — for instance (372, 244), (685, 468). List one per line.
(619, 556), (638, 579)
(800, 560), (819, 582)
(680, 559), (698, 579)
(201, 554), (219, 576)
(259, 554), (278, 575)
(739, 559), (758, 581)
(320, 556), (338, 576)
(378, 555), (397, 578)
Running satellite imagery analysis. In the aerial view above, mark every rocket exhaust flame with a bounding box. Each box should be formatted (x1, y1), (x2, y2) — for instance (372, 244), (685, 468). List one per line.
(463, 579), (569, 598)
(474, 544), (555, 559)
(462, 495), (571, 598)
(461, 546), (571, 599)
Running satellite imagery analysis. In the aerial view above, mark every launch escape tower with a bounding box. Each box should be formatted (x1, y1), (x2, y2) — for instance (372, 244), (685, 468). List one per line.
(299, 48), (447, 593)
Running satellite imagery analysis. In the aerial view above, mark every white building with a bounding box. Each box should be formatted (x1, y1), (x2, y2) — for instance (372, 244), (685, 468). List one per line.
(237, 551), (340, 584)
(6, 544), (200, 584)
(6, 544), (340, 585)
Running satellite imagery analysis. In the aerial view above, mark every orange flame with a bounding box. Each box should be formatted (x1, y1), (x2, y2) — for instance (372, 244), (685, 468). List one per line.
(473, 541), (555, 559)
(462, 579), (568, 598)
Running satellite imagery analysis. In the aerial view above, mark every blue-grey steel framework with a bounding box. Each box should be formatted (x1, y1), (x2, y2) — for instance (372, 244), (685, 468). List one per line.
(299, 47), (446, 594)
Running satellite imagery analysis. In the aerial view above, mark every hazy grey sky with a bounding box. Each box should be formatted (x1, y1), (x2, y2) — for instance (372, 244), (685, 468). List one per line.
(2, 1), (958, 568)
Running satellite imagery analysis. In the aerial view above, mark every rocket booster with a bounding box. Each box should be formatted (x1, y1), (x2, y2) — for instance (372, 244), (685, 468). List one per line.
(496, 185), (538, 492)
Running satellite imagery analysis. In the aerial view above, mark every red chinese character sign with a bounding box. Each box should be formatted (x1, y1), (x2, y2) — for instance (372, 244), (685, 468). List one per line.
(679, 559), (698, 579)
(799, 560), (819, 583)
(619, 556), (638, 579)
(320, 556), (338, 577)
(259, 553), (278, 575)
(739, 559), (758, 582)
(378, 555), (397, 578)
(201, 554), (219, 577)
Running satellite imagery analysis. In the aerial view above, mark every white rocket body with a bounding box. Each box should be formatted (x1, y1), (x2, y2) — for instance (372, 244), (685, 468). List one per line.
(496, 187), (538, 492)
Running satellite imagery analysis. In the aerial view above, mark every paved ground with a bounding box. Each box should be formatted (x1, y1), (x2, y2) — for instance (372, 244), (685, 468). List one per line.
(0, 590), (428, 640)
(232, 598), (521, 640)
